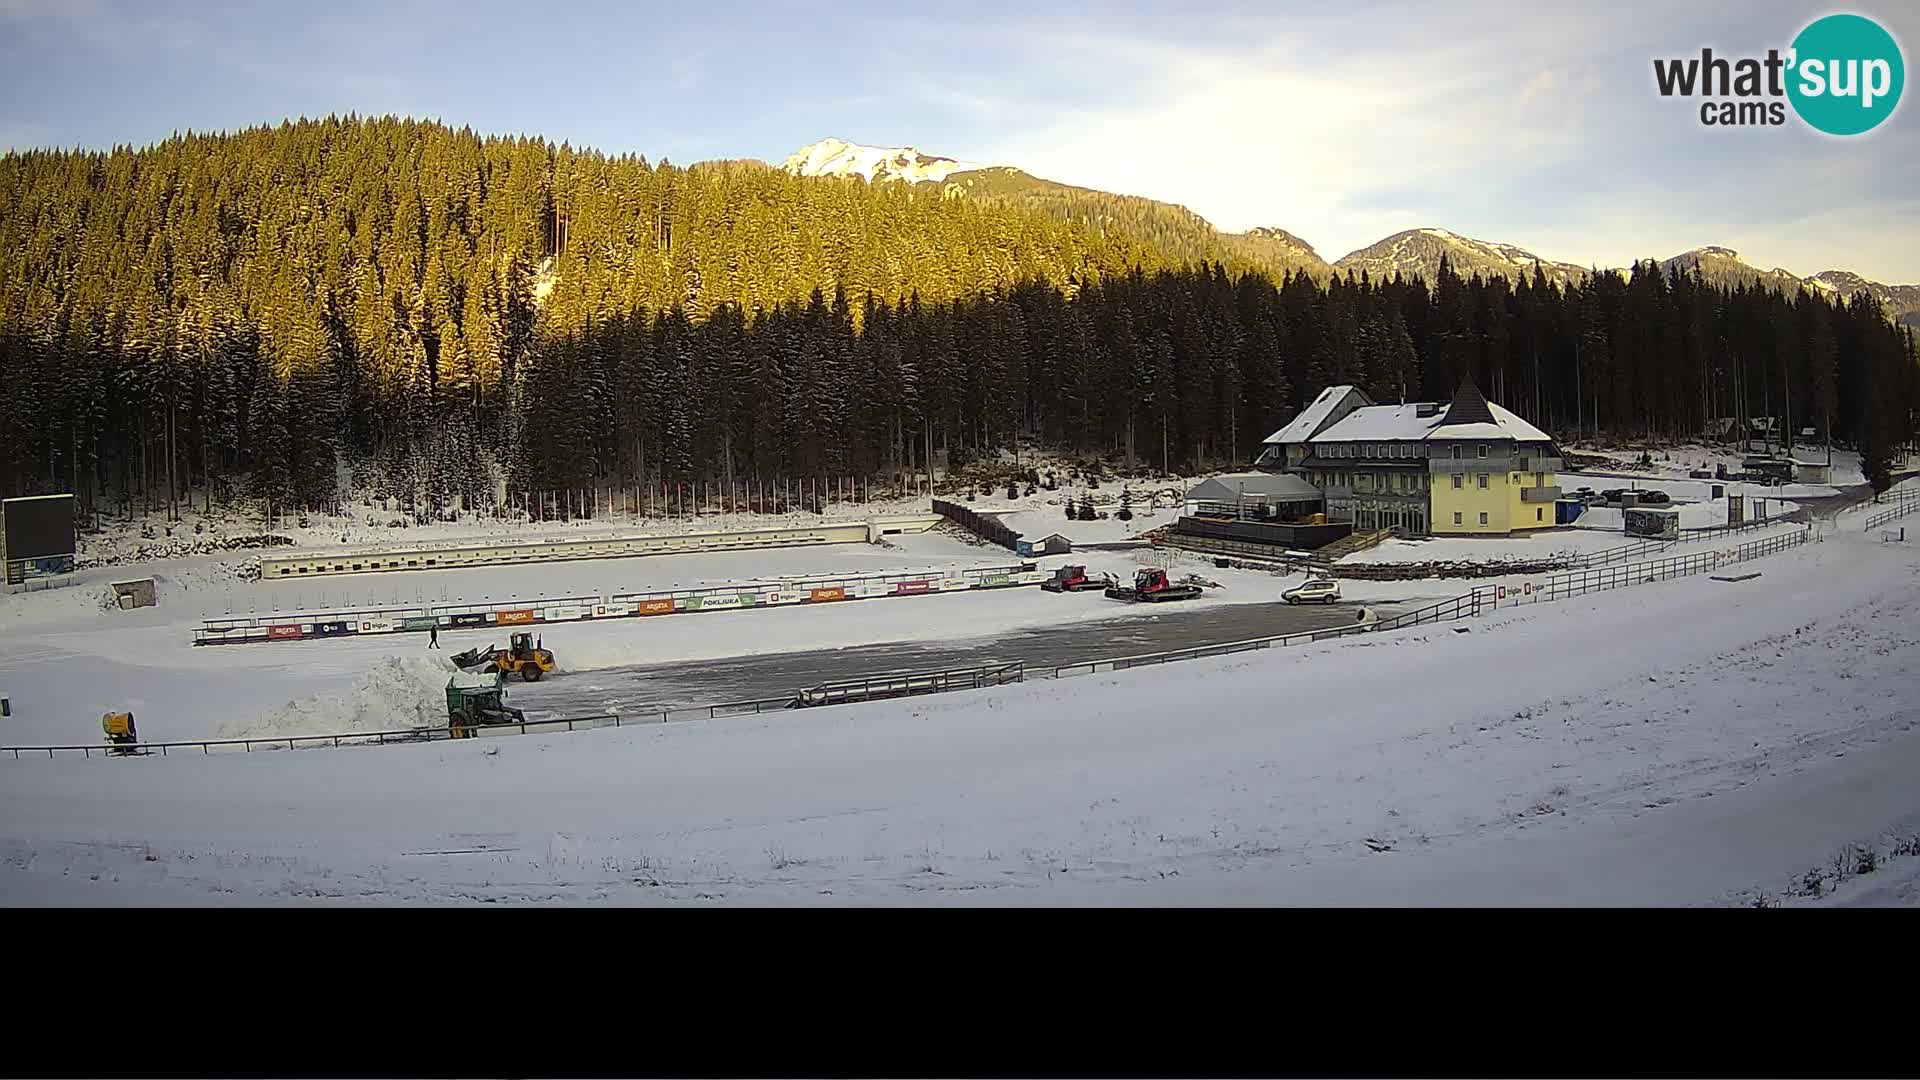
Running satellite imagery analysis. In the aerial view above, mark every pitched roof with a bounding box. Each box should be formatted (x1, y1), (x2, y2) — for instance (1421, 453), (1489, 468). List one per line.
(1310, 403), (1445, 442)
(1263, 385), (1370, 445)
(1309, 399), (1553, 444)
(1434, 377), (1495, 427)
(1186, 472), (1323, 503)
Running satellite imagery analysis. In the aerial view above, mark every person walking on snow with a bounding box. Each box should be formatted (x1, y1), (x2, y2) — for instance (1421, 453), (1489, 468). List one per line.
(429, 623), (440, 649)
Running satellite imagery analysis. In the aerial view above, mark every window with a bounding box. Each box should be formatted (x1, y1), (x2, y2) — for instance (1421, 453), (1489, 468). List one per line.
(1450, 445), (1462, 460)
(1478, 444), (1487, 457)
(1537, 507), (1544, 521)
(1453, 512), (1462, 525)
(1479, 512), (1489, 525)
(1478, 473), (1489, 489)
(1452, 474), (1463, 489)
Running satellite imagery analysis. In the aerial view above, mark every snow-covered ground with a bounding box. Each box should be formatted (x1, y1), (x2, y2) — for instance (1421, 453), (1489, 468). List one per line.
(0, 520), (1475, 746)
(1567, 441), (1867, 487)
(2, 525), (1912, 906)
(1349, 529), (1634, 565)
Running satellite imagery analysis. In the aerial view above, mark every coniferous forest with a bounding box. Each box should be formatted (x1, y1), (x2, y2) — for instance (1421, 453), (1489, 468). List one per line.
(2, 116), (1916, 520)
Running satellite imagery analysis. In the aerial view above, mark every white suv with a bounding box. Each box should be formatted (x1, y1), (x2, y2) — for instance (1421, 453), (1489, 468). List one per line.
(1282, 577), (1341, 605)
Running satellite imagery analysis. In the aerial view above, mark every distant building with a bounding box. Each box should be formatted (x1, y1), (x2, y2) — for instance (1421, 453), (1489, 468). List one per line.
(1257, 379), (1563, 536)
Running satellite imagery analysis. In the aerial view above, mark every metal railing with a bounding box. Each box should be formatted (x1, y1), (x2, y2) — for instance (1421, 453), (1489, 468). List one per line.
(1864, 498), (1920, 531)
(796, 662), (1025, 706)
(1049, 590), (1485, 678)
(1502, 526), (1809, 606)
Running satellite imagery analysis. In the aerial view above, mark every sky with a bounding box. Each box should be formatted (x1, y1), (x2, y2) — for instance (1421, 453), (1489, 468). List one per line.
(2, 0), (1917, 282)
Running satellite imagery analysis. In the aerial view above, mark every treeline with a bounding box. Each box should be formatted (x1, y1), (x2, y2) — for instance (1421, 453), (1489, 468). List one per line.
(1, 116), (1915, 519)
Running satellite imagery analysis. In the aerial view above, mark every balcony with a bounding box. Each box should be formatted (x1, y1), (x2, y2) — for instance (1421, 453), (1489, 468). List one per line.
(1428, 457), (1517, 474)
(1521, 485), (1562, 502)
(1517, 457), (1564, 473)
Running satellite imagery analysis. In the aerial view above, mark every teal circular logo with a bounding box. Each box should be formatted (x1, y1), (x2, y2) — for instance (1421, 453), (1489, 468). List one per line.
(1787, 14), (1904, 135)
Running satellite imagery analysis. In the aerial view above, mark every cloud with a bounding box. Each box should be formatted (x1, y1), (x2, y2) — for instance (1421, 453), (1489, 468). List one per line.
(883, 3), (1919, 280)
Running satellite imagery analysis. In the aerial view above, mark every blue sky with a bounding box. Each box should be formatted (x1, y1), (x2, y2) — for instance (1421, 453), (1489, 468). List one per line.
(3, 0), (1916, 281)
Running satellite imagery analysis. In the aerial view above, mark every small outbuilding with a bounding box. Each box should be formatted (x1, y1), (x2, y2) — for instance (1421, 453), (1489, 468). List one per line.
(110, 578), (157, 610)
(1184, 472), (1325, 521)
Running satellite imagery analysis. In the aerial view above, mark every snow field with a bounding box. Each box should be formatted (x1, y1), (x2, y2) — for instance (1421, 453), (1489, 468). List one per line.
(1, 525), (1914, 905)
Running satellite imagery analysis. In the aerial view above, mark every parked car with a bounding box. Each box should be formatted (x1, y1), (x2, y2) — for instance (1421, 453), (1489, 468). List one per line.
(1283, 577), (1342, 605)
(1638, 489), (1671, 505)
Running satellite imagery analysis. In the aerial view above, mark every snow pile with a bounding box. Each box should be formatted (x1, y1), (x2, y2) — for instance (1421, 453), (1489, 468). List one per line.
(218, 654), (456, 740)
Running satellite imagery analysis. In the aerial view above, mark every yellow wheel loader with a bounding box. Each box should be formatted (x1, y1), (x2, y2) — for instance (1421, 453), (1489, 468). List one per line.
(491, 632), (557, 682)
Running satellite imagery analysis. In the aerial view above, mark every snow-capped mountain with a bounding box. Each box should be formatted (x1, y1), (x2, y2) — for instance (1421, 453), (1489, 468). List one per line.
(781, 137), (982, 184)
(1805, 269), (1920, 325)
(1333, 228), (1587, 287)
(775, 139), (1915, 317)
(1657, 246), (1805, 294)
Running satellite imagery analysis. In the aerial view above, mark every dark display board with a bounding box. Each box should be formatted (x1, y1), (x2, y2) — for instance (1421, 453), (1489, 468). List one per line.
(2, 494), (76, 560)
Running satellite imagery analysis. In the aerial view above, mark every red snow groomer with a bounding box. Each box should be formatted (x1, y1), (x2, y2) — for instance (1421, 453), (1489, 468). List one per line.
(1104, 567), (1203, 603)
(1041, 564), (1114, 593)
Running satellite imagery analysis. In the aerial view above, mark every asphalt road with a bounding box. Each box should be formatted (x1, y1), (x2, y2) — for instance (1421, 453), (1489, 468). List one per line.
(510, 595), (1415, 719)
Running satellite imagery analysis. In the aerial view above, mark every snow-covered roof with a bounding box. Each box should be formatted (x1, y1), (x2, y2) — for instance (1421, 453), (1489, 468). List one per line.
(1310, 400), (1553, 444)
(1186, 473), (1323, 504)
(1263, 385), (1369, 445)
(1311, 404), (1443, 442)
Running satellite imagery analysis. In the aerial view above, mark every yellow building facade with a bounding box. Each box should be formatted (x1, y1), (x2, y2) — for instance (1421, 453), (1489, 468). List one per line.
(1258, 380), (1562, 537)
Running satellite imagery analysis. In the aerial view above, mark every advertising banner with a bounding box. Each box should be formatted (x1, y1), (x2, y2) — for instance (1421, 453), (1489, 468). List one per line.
(312, 621), (354, 637)
(497, 609), (535, 625)
(809, 586), (846, 602)
(638, 599), (675, 615)
(449, 612), (487, 627)
(267, 624), (303, 640)
(895, 579), (930, 595)
(544, 605), (584, 621)
(401, 616), (438, 631)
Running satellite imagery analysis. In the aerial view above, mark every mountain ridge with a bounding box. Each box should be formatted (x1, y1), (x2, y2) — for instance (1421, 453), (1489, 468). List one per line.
(773, 138), (1915, 319)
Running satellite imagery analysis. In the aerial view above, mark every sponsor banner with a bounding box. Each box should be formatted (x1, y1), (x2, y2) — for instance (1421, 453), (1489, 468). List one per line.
(894, 579), (931, 595)
(1012, 570), (1049, 585)
(5, 554), (75, 585)
(690, 594), (743, 610)
(981, 574), (1011, 587)
(267, 624), (303, 641)
(638, 598), (675, 616)
(766, 591), (800, 605)
(544, 605), (584, 621)
(401, 616), (438, 631)
(939, 577), (969, 591)
(855, 582), (891, 598)
(497, 609), (535, 625)
(810, 586), (846, 602)
(449, 612), (488, 628)
(736, 592), (757, 608)
(361, 618), (397, 633)
(312, 621), (354, 637)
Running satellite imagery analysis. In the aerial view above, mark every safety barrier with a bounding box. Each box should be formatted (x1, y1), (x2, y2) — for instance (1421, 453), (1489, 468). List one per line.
(1, 664), (1026, 758)
(1864, 498), (1920, 531)
(1480, 525), (1810, 608)
(253, 515), (942, 580)
(194, 562), (1047, 645)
